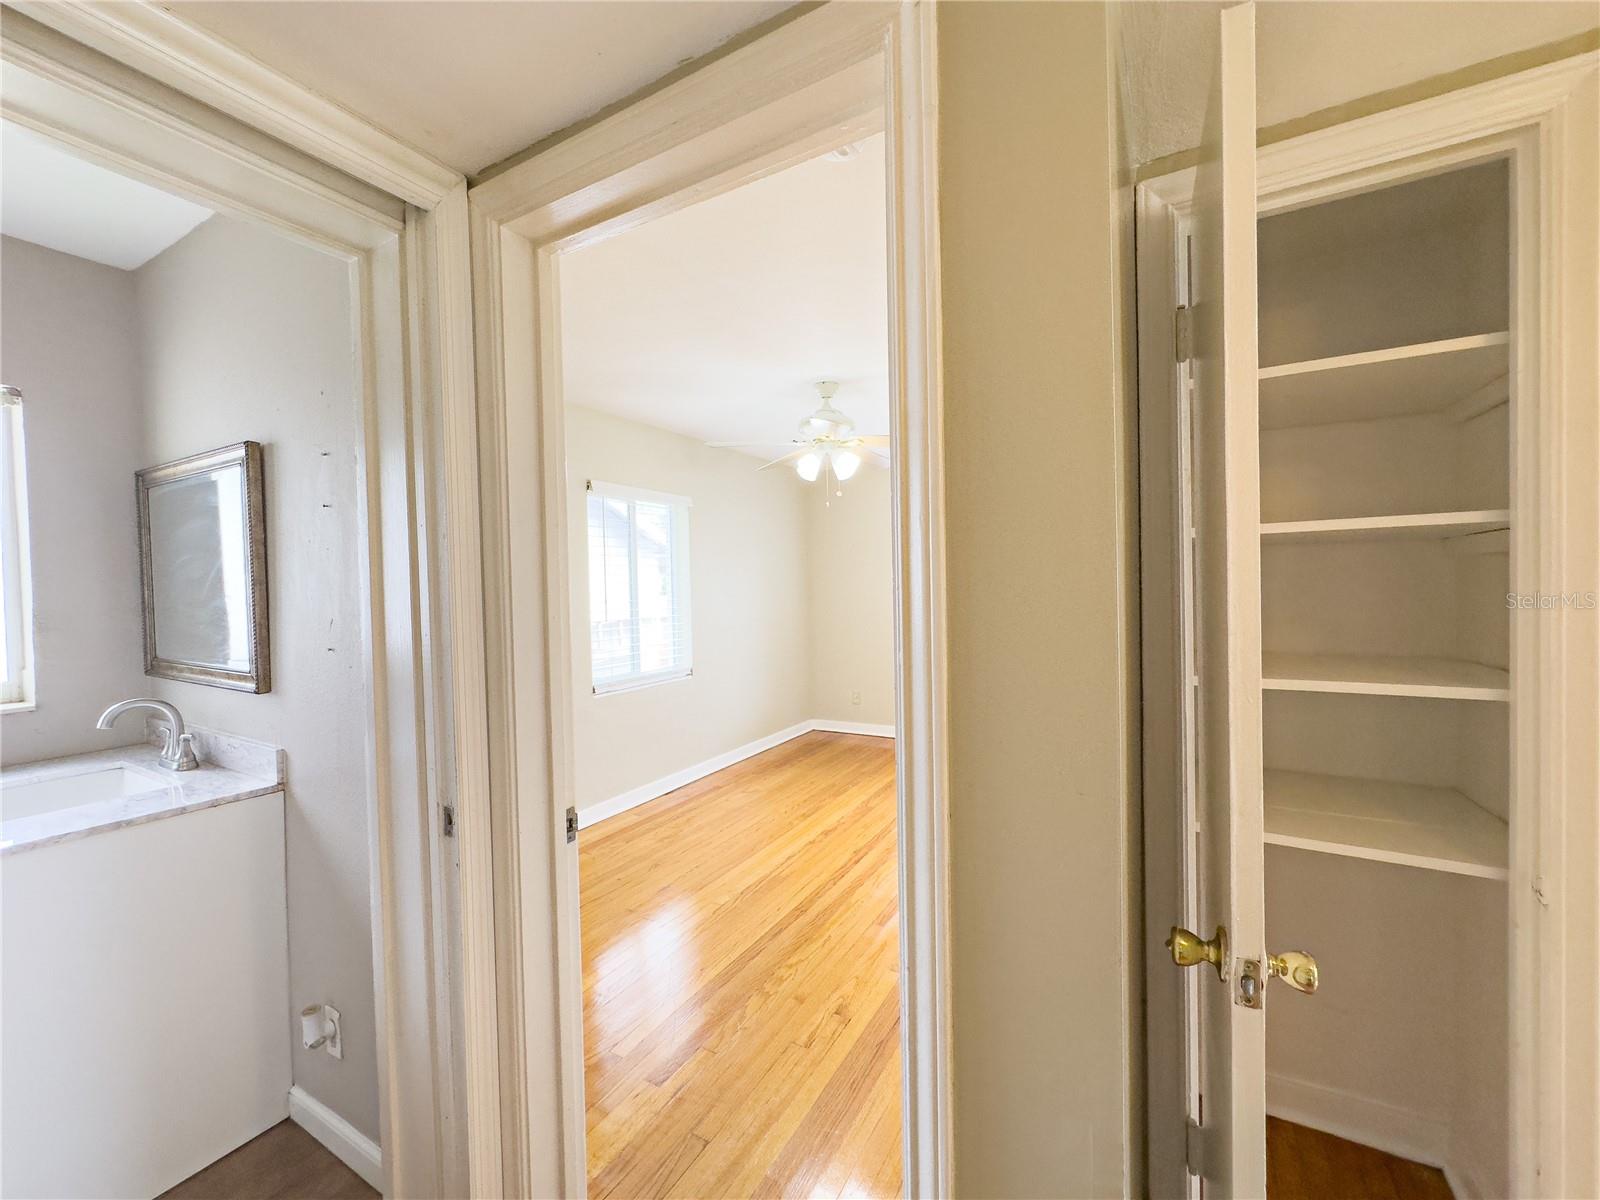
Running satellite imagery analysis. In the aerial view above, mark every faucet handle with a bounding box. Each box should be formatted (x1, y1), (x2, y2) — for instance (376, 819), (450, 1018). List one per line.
(170, 732), (200, 771)
(154, 723), (200, 771)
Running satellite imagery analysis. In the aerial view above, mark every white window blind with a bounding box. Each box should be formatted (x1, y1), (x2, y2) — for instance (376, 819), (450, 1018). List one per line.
(586, 481), (692, 693)
(0, 387), (36, 708)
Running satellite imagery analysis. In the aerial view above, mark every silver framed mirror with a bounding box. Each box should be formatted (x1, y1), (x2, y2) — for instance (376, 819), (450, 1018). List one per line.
(136, 441), (270, 692)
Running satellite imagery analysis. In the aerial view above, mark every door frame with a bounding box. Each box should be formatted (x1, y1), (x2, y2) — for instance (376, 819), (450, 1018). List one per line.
(0, 8), (489, 1195)
(466, 2), (950, 1195)
(1137, 51), (1600, 1199)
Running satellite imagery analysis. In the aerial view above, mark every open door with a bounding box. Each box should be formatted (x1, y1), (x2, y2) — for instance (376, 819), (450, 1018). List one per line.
(1166, 2), (1265, 1195)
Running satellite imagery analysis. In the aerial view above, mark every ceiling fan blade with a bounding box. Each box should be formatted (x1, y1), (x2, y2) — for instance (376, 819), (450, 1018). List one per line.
(757, 447), (809, 471)
(868, 447), (891, 466)
(855, 435), (891, 448)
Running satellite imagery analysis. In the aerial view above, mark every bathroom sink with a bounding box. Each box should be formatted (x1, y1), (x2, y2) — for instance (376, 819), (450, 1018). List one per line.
(1, 765), (172, 822)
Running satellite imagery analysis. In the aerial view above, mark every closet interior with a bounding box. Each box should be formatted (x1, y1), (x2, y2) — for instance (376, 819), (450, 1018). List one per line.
(1255, 159), (1513, 1194)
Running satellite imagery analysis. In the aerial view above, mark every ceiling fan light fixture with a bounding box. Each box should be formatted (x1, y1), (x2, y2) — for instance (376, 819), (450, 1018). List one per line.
(831, 448), (861, 481)
(795, 451), (823, 482)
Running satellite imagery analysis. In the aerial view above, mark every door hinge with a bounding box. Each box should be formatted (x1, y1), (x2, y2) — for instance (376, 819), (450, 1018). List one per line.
(1175, 304), (1194, 364)
(441, 805), (456, 838)
(566, 806), (578, 844)
(1185, 1117), (1205, 1177)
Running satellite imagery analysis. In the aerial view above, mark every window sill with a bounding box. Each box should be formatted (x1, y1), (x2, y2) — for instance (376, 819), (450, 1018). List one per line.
(0, 699), (37, 715)
(593, 669), (693, 698)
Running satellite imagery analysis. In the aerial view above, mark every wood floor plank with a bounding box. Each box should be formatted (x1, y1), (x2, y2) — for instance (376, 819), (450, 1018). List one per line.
(582, 731), (901, 1199)
(157, 1120), (375, 1200)
(1267, 1116), (1454, 1200)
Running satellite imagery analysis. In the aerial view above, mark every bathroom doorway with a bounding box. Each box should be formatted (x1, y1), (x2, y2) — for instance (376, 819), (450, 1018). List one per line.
(0, 34), (462, 1197)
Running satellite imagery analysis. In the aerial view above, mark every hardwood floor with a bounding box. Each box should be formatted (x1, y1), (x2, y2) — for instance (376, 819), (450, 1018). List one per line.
(158, 1121), (375, 1200)
(580, 731), (901, 1200)
(1267, 1117), (1454, 1200)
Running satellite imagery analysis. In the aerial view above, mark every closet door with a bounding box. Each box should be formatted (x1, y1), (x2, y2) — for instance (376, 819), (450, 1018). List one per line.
(1176, 2), (1266, 1194)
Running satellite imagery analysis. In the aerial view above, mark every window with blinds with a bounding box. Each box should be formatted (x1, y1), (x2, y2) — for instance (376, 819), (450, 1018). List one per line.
(586, 481), (692, 694)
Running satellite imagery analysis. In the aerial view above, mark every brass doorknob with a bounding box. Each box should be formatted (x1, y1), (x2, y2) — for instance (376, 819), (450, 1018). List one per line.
(1167, 925), (1227, 980)
(1269, 950), (1319, 994)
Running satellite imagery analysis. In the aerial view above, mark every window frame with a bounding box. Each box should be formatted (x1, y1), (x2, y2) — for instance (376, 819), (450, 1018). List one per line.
(584, 479), (692, 696)
(0, 389), (37, 711)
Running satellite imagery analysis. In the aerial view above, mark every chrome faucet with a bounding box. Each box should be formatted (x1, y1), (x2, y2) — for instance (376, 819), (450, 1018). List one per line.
(96, 698), (200, 771)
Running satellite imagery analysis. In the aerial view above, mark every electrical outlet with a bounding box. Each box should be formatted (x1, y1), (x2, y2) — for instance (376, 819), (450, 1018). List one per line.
(324, 1004), (342, 1059)
(850, 690), (862, 706)
(300, 1003), (343, 1059)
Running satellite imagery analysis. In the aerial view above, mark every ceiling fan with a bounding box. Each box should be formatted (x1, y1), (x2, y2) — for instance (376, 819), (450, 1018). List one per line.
(706, 381), (889, 488)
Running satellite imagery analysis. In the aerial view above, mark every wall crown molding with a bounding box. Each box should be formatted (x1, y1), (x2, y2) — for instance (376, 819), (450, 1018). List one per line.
(10, 0), (463, 208)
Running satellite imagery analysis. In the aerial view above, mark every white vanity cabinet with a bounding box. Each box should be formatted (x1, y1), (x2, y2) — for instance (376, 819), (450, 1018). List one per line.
(1, 790), (289, 1200)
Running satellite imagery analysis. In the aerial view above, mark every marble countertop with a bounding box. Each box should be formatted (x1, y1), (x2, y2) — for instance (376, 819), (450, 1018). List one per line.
(0, 729), (285, 856)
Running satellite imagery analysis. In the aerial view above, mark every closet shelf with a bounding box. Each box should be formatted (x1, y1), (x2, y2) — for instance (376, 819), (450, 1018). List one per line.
(1265, 769), (1508, 880)
(1260, 510), (1510, 544)
(1262, 652), (1510, 701)
(1259, 332), (1509, 430)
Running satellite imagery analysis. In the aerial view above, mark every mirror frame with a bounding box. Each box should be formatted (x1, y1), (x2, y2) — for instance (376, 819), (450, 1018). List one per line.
(136, 440), (271, 693)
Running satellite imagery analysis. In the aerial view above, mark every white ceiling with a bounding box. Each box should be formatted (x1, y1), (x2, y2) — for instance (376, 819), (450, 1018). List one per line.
(559, 134), (887, 453)
(154, 3), (1595, 179)
(1116, 1), (1599, 168)
(170, 1), (795, 176)
(0, 121), (212, 270)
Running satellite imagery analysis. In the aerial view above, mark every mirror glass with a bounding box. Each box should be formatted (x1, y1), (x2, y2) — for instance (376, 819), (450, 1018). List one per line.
(138, 442), (270, 692)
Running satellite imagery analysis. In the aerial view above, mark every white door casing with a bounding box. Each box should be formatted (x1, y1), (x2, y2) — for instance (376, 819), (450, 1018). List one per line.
(1139, 37), (1600, 1200)
(467, 3), (950, 1195)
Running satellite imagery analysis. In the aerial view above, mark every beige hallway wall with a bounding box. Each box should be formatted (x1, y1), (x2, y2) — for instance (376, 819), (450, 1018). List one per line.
(806, 464), (895, 728)
(938, 3), (1139, 1196)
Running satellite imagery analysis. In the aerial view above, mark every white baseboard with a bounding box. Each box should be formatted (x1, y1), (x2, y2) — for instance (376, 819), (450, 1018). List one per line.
(1441, 1142), (1493, 1200)
(810, 719), (896, 738)
(288, 1085), (382, 1192)
(1267, 1072), (1449, 1171)
(1443, 1163), (1480, 1200)
(579, 718), (897, 829)
(578, 721), (812, 828)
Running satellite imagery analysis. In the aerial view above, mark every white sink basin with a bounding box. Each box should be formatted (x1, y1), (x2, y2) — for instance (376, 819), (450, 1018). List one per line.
(1, 765), (172, 821)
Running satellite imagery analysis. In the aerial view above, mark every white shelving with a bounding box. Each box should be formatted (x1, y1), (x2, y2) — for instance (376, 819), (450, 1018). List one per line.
(1261, 510), (1510, 545)
(1265, 769), (1508, 879)
(1259, 332), (1509, 430)
(1262, 652), (1510, 701)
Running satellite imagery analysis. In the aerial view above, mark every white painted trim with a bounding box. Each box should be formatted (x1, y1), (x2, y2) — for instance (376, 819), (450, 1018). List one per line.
(468, 3), (949, 1195)
(0, 8), (402, 251)
(1135, 179), (1202, 1200)
(288, 1086), (384, 1193)
(1139, 49), (1600, 1200)
(1256, 52), (1600, 209)
(419, 183), (501, 1200)
(10, 0), (461, 207)
(883, 9), (952, 1192)
(579, 719), (899, 830)
(811, 719), (897, 738)
(469, 3), (895, 229)
(1267, 1074), (1450, 1172)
